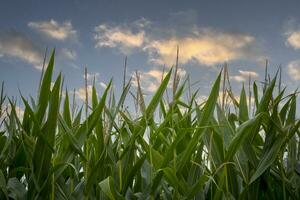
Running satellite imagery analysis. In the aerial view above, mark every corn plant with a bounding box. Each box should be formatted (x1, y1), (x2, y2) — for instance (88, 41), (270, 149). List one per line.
(0, 50), (299, 199)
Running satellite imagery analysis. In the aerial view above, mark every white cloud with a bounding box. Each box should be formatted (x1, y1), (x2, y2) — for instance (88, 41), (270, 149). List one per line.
(288, 60), (300, 80)
(131, 70), (162, 93)
(230, 70), (258, 82)
(1, 104), (24, 120)
(94, 24), (145, 53)
(0, 30), (43, 69)
(99, 82), (107, 89)
(131, 68), (186, 93)
(238, 70), (258, 77)
(28, 19), (77, 40)
(217, 91), (255, 107)
(196, 95), (208, 105)
(230, 75), (246, 82)
(284, 19), (300, 50)
(61, 48), (77, 60)
(79, 73), (107, 93)
(85, 72), (100, 82)
(75, 85), (93, 101)
(134, 17), (152, 28)
(285, 31), (300, 49)
(94, 18), (261, 66)
(195, 92), (255, 108)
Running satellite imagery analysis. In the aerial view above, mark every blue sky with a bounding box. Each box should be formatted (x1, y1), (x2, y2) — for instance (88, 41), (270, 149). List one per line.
(1, 0), (300, 108)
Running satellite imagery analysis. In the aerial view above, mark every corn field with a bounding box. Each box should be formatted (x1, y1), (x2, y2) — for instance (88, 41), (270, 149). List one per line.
(0, 50), (300, 199)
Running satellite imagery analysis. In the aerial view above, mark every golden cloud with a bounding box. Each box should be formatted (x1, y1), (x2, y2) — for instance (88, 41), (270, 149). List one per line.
(286, 31), (300, 50)
(94, 19), (262, 66)
(145, 30), (255, 66)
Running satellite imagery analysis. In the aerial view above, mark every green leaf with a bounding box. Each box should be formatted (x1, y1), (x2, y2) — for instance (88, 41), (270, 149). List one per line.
(63, 89), (72, 126)
(31, 73), (61, 197)
(256, 75), (276, 114)
(239, 85), (249, 122)
(177, 71), (222, 172)
(99, 177), (124, 200)
(122, 155), (146, 194)
(145, 69), (172, 119)
(0, 170), (8, 199)
(225, 113), (263, 161)
(36, 49), (55, 124)
(162, 167), (178, 189)
(187, 175), (209, 199)
(7, 178), (26, 200)
(249, 134), (285, 183)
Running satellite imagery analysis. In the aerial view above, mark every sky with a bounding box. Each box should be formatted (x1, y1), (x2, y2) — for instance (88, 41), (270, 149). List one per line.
(1, 0), (300, 110)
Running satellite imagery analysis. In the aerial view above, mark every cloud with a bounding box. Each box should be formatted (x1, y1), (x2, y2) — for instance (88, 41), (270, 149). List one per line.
(196, 95), (208, 105)
(230, 70), (258, 82)
(230, 75), (246, 82)
(94, 18), (261, 66)
(1, 104), (24, 120)
(133, 17), (152, 28)
(0, 30), (43, 69)
(285, 31), (300, 49)
(238, 70), (258, 77)
(145, 30), (256, 66)
(61, 48), (77, 60)
(83, 72), (100, 82)
(28, 19), (77, 40)
(99, 82), (107, 89)
(94, 24), (145, 53)
(288, 60), (300, 80)
(77, 72), (107, 100)
(131, 68), (186, 93)
(75, 81), (107, 102)
(75, 85), (93, 101)
(284, 19), (300, 50)
(217, 91), (255, 107)
(131, 70), (162, 93)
